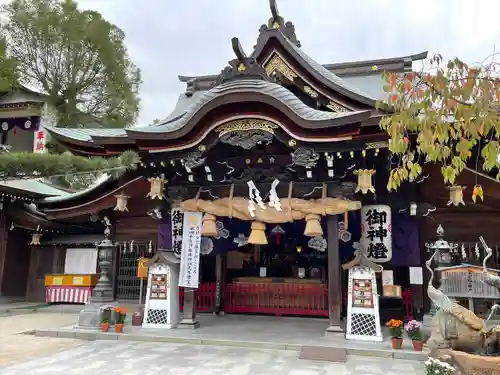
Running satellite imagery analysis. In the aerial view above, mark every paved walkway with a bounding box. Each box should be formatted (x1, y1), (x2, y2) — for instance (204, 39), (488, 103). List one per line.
(0, 340), (424, 375)
(0, 313), (82, 366)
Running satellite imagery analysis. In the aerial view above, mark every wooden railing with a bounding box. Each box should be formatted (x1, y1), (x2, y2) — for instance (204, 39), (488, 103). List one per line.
(224, 282), (329, 317)
(179, 283), (415, 321)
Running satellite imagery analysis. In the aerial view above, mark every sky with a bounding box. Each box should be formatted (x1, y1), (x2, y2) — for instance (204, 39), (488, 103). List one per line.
(61, 0), (499, 126)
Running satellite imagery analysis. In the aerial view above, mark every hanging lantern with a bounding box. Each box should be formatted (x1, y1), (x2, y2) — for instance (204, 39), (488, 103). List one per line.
(248, 221), (268, 245)
(271, 224), (285, 244)
(30, 232), (41, 246)
(353, 169), (376, 195)
(304, 214), (323, 237)
(447, 185), (466, 207)
(147, 177), (165, 200)
(114, 192), (130, 212)
(201, 214), (217, 237)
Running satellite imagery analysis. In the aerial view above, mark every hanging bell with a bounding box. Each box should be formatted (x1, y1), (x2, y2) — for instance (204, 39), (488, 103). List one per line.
(248, 221), (268, 245)
(304, 214), (323, 237)
(201, 214), (217, 236)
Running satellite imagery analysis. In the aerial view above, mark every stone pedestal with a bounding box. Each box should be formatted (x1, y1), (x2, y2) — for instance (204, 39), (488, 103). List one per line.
(77, 237), (116, 329)
(179, 288), (200, 329)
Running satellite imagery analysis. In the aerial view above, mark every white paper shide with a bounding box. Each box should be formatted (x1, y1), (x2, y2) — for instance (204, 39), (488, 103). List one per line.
(361, 205), (392, 263)
(178, 212), (203, 289)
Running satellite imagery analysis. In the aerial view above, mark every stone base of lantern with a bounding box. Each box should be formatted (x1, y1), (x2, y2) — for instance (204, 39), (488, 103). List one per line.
(76, 301), (118, 329)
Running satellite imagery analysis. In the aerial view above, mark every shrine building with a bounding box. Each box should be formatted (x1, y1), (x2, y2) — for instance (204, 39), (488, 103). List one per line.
(3, 0), (468, 331)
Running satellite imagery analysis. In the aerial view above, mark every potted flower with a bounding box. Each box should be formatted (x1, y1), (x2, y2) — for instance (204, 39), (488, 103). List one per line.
(114, 306), (127, 333)
(386, 319), (403, 349)
(405, 319), (423, 351)
(100, 317), (110, 332)
(424, 357), (454, 375)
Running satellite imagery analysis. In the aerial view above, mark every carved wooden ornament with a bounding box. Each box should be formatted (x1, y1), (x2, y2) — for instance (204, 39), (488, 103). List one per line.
(114, 192), (130, 212)
(353, 169), (376, 195)
(147, 177), (165, 200)
(447, 185), (466, 207)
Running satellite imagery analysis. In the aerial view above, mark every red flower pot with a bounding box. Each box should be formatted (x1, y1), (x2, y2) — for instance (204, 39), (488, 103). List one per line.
(391, 338), (403, 349)
(100, 323), (109, 332)
(412, 340), (423, 351)
(115, 323), (124, 333)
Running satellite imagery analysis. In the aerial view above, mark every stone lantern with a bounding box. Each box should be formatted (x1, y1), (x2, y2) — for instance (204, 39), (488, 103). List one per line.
(425, 224), (458, 268)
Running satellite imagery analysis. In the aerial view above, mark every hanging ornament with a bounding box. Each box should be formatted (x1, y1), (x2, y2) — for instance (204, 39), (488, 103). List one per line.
(268, 179), (282, 211)
(247, 180), (266, 217)
(201, 214), (217, 236)
(474, 243), (480, 259)
(147, 177), (165, 200)
(308, 236), (327, 252)
(472, 184), (484, 203)
(304, 214), (323, 237)
(24, 120), (32, 129)
(461, 243), (467, 260)
(271, 224), (285, 244)
(113, 192), (130, 212)
(1, 122), (8, 131)
(248, 221), (268, 245)
(148, 240), (153, 254)
(30, 232), (42, 245)
(353, 169), (376, 194)
(447, 185), (466, 207)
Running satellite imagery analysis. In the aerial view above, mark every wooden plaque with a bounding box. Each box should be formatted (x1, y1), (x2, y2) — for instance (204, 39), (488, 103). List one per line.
(137, 257), (149, 279)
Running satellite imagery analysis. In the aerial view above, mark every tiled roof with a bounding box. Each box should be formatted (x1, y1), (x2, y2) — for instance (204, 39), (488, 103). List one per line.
(128, 79), (369, 134)
(0, 179), (67, 197)
(46, 127), (128, 142)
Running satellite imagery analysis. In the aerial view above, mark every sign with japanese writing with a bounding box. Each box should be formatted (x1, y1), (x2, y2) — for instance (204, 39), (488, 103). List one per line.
(171, 208), (184, 258)
(361, 205), (392, 263)
(178, 212), (202, 289)
(33, 128), (47, 153)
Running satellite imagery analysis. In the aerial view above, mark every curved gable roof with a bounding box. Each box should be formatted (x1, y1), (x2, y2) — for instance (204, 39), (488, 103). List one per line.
(254, 29), (377, 106)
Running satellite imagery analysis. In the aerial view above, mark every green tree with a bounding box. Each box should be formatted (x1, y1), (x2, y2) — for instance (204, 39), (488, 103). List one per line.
(0, 37), (18, 91)
(2, 0), (142, 128)
(379, 53), (500, 202)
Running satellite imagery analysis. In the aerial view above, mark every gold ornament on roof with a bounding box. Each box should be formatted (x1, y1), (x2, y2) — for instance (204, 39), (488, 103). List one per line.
(147, 177), (165, 200)
(447, 185), (466, 207)
(114, 192), (130, 212)
(237, 63), (246, 72)
(353, 169), (376, 195)
(326, 101), (349, 113)
(215, 119), (279, 137)
(264, 53), (298, 82)
(303, 85), (319, 99)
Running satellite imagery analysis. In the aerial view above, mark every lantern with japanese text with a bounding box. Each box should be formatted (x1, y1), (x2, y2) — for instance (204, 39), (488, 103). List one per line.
(361, 205), (392, 263)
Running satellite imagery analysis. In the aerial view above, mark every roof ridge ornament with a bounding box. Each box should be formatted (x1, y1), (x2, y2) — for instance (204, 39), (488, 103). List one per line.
(258, 0), (301, 48)
(216, 37), (272, 85)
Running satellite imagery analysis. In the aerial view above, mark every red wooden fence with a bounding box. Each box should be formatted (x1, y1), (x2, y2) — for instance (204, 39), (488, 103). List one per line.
(179, 283), (415, 320)
(179, 283), (217, 312)
(224, 282), (329, 317)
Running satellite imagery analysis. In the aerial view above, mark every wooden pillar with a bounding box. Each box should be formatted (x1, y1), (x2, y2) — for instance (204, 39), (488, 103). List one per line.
(326, 215), (343, 333)
(180, 288), (200, 328)
(215, 254), (226, 315)
(0, 212), (8, 296)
